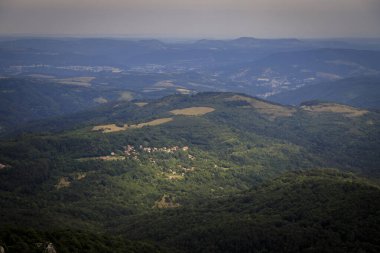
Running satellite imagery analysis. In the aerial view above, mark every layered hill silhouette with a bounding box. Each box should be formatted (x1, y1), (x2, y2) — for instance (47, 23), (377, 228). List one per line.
(269, 75), (380, 109)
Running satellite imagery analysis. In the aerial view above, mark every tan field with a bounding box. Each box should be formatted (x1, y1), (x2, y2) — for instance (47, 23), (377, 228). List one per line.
(29, 74), (55, 79)
(92, 124), (126, 133)
(77, 155), (125, 161)
(134, 102), (148, 107)
(54, 76), (95, 87)
(92, 117), (173, 133)
(119, 91), (134, 101)
(176, 88), (191, 94)
(93, 97), (108, 104)
(97, 155), (125, 161)
(132, 118), (174, 128)
(153, 80), (176, 87)
(170, 107), (215, 116)
(165, 174), (184, 180)
(316, 72), (341, 80)
(301, 103), (368, 117)
(225, 95), (295, 119)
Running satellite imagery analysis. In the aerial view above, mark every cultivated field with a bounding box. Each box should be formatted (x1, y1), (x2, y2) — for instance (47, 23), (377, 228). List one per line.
(54, 76), (95, 87)
(94, 97), (108, 104)
(225, 95), (295, 118)
(119, 91), (133, 101)
(92, 117), (173, 133)
(153, 80), (176, 87)
(134, 102), (148, 107)
(301, 103), (368, 117)
(176, 88), (191, 94)
(170, 107), (215, 116)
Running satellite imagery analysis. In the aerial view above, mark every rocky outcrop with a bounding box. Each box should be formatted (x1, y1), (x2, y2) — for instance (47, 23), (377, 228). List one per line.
(154, 194), (180, 209)
(44, 243), (57, 253)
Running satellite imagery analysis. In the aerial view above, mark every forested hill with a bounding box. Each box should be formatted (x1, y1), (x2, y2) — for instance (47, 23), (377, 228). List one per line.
(269, 75), (380, 109)
(0, 92), (380, 252)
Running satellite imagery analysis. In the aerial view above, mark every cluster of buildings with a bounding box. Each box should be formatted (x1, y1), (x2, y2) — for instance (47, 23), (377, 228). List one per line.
(57, 65), (123, 73)
(140, 145), (189, 153)
(121, 145), (190, 157)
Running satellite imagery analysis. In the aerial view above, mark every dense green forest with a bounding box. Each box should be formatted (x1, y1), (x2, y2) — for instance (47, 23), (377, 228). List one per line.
(1, 92), (379, 252)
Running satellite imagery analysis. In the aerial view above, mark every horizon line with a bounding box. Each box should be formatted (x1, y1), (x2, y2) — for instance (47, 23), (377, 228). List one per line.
(1, 33), (380, 41)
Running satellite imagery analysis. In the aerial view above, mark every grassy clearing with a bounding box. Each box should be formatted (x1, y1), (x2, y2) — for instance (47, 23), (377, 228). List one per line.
(170, 107), (215, 116)
(226, 95), (295, 119)
(228, 95), (367, 118)
(92, 124), (126, 133)
(134, 118), (174, 127)
(165, 173), (184, 180)
(92, 118), (173, 133)
(78, 155), (126, 161)
(301, 103), (368, 117)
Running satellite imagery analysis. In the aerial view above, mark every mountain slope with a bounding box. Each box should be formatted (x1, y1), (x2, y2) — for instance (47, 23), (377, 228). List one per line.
(0, 92), (379, 252)
(119, 169), (380, 253)
(2, 169), (379, 252)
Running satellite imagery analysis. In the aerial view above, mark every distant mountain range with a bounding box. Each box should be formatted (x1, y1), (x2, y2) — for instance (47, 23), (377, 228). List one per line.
(216, 48), (380, 96)
(1, 37), (380, 133)
(1, 37), (379, 103)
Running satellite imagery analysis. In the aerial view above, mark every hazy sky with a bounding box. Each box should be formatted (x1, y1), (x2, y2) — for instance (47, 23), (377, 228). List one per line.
(0, 0), (379, 38)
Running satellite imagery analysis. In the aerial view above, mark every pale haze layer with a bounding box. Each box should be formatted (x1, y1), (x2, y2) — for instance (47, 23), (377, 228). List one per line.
(0, 0), (379, 38)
